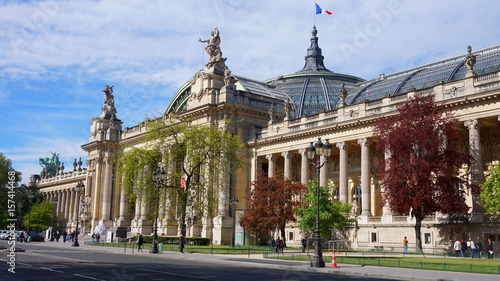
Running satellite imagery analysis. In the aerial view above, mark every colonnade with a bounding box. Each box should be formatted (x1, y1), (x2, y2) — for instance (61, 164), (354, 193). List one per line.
(43, 188), (83, 227)
(259, 117), (486, 222)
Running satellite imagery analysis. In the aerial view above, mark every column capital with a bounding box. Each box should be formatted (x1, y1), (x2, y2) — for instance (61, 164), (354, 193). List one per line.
(281, 151), (291, 159)
(336, 141), (351, 151)
(357, 138), (372, 147)
(464, 119), (482, 130)
(265, 154), (275, 161)
(298, 148), (306, 156)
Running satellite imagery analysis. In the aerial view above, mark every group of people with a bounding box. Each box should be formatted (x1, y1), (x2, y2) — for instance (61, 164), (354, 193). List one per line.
(60, 230), (77, 243)
(453, 237), (494, 258)
(271, 237), (285, 253)
(91, 232), (101, 243)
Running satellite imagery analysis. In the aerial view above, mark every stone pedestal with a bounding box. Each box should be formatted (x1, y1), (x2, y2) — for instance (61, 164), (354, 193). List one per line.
(212, 215), (233, 245)
(358, 215), (369, 224)
(381, 214), (393, 224)
(201, 217), (213, 239)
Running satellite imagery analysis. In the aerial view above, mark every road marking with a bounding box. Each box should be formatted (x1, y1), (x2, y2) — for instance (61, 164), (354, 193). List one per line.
(140, 268), (214, 280)
(74, 273), (105, 280)
(40, 267), (64, 273)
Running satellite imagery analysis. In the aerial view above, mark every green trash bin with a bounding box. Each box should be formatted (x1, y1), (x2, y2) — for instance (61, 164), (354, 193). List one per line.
(158, 243), (163, 254)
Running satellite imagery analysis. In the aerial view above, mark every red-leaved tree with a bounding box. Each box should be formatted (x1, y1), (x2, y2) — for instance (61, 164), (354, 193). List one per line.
(239, 170), (306, 244)
(374, 94), (478, 252)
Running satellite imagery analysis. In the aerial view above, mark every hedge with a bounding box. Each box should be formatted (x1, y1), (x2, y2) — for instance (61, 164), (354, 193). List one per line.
(133, 235), (210, 246)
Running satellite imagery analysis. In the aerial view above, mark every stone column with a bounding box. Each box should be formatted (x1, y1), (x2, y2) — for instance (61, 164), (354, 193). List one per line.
(73, 189), (79, 222)
(100, 156), (113, 226)
(282, 151), (291, 180)
(64, 189), (71, 226)
(117, 176), (129, 227)
(465, 119), (483, 222)
(381, 145), (394, 223)
(358, 138), (372, 217)
(68, 188), (75, 225)
(299, 148), (309, 185)
(60, 190), (66, 223)
(336, 141), (350, 203)
(134, 194), (141, 221)
(266, 154), (275, 178)
(218, 155), (230, 217)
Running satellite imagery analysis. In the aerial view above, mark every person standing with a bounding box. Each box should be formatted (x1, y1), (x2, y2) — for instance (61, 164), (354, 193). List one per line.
(488, 238), (493, 259)
(403, 237), (408, 254)
(475, 237), (483, 258)
(137, 234), (144, 252)
(470, 239), (476, 259)
(55, 231), (60, 242)
(62, 230), (67, 243)
(460, 239), (467, 257)
(179, 235), (185, 253)
(301, 237), (307, 253)
(453, 239), (461, 257)
(271, 238), (276, 252)
(276, 237), (282, 253)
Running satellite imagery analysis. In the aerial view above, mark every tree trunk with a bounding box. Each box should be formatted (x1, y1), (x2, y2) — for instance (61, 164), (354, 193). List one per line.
(414, 216), (423, 253)
(280, 227), (286, 247)
(179, 189), (187, 237)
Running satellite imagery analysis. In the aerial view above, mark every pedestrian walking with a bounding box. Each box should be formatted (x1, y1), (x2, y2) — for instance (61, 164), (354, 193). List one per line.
(475, 237), (483, 258)
(62, 230), (67, 243)
(403, 237), (408, 254)
(91, 233), (95, 243)
(137, 234), (144, 252)
(453, 239), (461, 257)
(179, 235), (185, 253)
(271, 238), (276, 252)
(55, 231), (60, 242)
(488, 238), (493, 259)
(301, 237), (307, 253)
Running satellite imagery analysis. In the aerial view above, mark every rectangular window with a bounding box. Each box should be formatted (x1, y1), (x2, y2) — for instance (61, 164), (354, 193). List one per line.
(425, 233), (431, 244)
(289, 232), (294, 241)
(371, 233), (377, 243)
(490, 235), (496, 242)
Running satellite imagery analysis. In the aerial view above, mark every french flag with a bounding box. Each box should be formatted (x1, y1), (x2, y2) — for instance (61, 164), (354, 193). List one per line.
(315, 3), (332, 15)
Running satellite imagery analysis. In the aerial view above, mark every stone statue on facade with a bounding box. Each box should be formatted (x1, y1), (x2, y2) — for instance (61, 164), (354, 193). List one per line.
(268, 103), (276, 124)
(284, 100), (292, 119)
(78, 157), (83, 171)
(100, 85), (117, 118)
(339, 82), (348, 107)
(73, 158), (78, 171)
(464, 46), (476, 71)
(224, 66), (232, 88)
(199, 27), (227, 71)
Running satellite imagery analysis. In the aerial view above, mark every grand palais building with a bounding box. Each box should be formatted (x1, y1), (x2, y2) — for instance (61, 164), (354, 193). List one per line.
(31, 27), (500, 253)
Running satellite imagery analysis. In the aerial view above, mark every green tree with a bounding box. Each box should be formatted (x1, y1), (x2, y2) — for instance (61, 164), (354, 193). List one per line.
(481, 164), (500, 217)
(295, 179), (354, 238)
(0, 153), (22, 229)
(118, 114), (244, 236)
(23, 200), (55, 230)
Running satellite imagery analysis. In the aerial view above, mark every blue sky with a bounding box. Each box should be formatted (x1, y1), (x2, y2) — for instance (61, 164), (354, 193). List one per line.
(2, 0), (500, 184)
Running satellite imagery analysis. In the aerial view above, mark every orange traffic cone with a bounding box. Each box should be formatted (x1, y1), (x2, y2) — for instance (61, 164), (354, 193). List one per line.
(331, 250), (338, 268)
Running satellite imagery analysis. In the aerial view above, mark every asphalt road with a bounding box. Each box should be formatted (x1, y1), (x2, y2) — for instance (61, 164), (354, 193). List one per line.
(0, 242), (403, 281)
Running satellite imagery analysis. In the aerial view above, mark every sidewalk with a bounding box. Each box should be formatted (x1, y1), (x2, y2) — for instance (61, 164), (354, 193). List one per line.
(25, 239), (500, 281)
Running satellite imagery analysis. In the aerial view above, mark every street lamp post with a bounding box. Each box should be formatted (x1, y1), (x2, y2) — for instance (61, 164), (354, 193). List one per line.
(151, 163), (166, 254)
(50, 197), (58, 242)
(305, 138), (332, 268)
(17, 202), (23, 231)
(72, 181), (84, 247)
(27, 191), (35, 240)
(229, 197), (239, 247)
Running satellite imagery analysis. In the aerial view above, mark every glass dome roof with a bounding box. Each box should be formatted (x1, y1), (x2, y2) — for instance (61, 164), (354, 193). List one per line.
(266, 26), (365, 117)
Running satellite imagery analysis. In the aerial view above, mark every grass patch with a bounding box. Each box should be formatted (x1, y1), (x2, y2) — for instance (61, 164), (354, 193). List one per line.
(266, 253), (500, 275)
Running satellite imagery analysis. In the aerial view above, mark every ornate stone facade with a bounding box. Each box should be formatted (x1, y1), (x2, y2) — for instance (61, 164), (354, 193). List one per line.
(34, 28), (500, 252)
